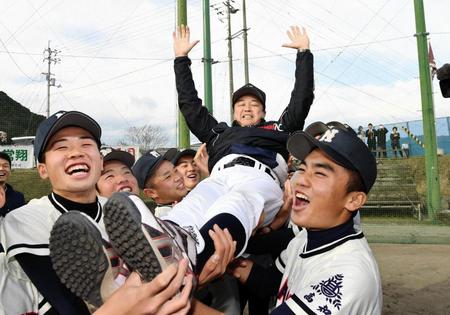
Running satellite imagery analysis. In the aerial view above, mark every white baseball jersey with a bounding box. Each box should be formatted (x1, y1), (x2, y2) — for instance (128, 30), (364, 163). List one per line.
(0, 193), (107, 315)
(273, 229), (382, 315)
(163, 154), (285, 256)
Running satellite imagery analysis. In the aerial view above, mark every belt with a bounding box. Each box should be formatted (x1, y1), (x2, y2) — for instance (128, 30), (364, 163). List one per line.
(223, 156), (276, 180)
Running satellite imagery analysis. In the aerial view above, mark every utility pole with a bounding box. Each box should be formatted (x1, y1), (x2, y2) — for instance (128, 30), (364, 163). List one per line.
(177, 0), (190, 148)
(242, 0), (249, 84)
(413, 0), (441, 222)
(42, 41), (61, 118)
(203, 0), (214, 114)
(224, 1), (239, 120)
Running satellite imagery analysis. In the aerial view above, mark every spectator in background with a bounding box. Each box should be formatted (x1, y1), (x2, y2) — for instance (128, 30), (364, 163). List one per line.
(366, 123), (377, 157)
(0, 131), (8, 144)
(357, 126), (366, 143)
(376, 124), (388, 158)
(401, 142), (410, 158)
(0, 152), (25, 218)
(390, 127), (403, 158)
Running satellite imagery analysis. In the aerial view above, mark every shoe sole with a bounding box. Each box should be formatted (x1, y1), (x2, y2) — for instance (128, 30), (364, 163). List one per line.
(49, 212), (108, 309)
(103, 193), (166, 282)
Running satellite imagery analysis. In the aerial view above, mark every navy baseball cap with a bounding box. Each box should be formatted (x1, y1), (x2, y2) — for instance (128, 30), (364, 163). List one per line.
(287, 121), (377, 193)
(103, 149), (135, 169)
(171, 148), (196, 165)
(232, 83), (266, 111)
(305, 121), (356, 138)
(132, 148), (178, 189)
(34, 110), (101, 162)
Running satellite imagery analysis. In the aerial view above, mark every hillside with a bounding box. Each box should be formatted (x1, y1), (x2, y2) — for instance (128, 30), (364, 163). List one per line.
(0, 91), (46, 143)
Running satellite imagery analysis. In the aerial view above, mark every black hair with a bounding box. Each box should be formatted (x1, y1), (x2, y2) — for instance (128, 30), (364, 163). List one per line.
(0, 152), (11, 167)
(346, 169), (366, 193)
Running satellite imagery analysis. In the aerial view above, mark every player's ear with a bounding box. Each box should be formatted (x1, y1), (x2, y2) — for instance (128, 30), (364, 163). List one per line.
(143, 187), (157, 200)
(37, 163), (49, 180)
(344, 191), (367, 212)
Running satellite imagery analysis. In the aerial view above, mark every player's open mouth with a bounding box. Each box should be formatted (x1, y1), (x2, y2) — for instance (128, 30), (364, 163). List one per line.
(65, 163), (90, 175)
(118, 186), (132, 192)
(0, 171), (6, 176)
(242, 114), (253, 119)
(187, 173), (197, 179)
(295, 192), (310, 207)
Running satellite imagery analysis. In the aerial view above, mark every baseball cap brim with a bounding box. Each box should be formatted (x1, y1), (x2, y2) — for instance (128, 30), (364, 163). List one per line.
(36, 111), (101, 162)
(172, 149), (196, 165)
(103, 150), (135, 169)
(232, 86), (265, 108)
(287, 131), (357, 172)
(133, 148), (178, 189)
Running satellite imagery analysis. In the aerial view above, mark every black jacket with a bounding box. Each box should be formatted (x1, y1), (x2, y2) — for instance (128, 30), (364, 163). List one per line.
(174, 51), (314, 171)
(0, 183), (25, 217)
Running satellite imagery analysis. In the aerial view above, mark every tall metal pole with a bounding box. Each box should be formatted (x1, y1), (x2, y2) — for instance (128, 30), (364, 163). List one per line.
(242, 0), (249, 84)
(42, 40), (60, 118)
(177, 0), (190, 148)
(46, 44), (51, 118)
(226, 2), (235, 120)
(413, 0), (441, 222)
(203, 0), (213, 113)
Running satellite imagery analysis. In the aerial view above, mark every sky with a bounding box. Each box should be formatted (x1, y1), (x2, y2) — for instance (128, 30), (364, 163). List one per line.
(1, 0), (449, 146)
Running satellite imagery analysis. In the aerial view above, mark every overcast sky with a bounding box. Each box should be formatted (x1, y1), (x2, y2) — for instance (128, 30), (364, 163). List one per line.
(1, 0), (449, 145)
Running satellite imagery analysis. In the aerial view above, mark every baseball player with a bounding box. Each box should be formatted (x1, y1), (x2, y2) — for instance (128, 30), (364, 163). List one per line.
(0, 111), (112, 314)
(229, 121), (383, 314)
(132, 150), (240, 314)
(96, 149), (139, 198)
(172, 148), (201, 191)
(162, 25), (314, 269)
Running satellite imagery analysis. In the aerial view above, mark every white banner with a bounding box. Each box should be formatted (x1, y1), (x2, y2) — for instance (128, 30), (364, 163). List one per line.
(100, 146), (141, 160)
(0, 145), (35, 169)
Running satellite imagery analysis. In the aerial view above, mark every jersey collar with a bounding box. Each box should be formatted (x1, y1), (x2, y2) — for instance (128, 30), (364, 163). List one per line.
(49, 192), (102, 223)
(300, 219), (364, 258)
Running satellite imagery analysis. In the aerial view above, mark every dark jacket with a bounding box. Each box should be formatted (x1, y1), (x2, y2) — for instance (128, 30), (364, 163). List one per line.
(377, 127), (388, 146)
(0, 183), (25, 217)
(390, 132), (401, 147)
(174, 51), (314, 171)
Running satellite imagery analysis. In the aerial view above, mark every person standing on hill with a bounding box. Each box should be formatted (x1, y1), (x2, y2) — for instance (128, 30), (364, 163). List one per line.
(366, 123), (377, 158)
(390, 127), (403, 158)
(376, 125), (388, 158)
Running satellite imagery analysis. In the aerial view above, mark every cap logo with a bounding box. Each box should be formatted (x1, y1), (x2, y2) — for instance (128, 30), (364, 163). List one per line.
(319, 129), (339, 143)
(149, 150), (160, 158)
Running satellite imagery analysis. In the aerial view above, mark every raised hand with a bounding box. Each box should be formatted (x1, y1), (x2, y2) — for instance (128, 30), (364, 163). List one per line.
(173, 25), (200, 57)
(282, 25), (310, 51)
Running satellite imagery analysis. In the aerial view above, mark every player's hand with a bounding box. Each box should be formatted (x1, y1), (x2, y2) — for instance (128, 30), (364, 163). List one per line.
(173, 25), (199, 57)
(282, 25), (310, 50)
(198, 224), (236, 286)
(94, 259), (193, 315)
(227, 258), (253, 284)
(193, 143), (209, 178)
(0, 188), (5, 208)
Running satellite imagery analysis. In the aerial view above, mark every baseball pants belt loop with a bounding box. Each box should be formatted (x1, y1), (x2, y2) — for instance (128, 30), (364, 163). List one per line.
(223, 156), (277, 181)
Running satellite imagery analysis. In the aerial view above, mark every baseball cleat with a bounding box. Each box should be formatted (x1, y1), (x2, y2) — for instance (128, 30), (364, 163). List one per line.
(103, 192), (197, 284)
(50, 211), (128, 310)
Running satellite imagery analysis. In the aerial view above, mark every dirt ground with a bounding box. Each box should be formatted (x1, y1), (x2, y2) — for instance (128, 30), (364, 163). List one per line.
(371, 243), (450, 315)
